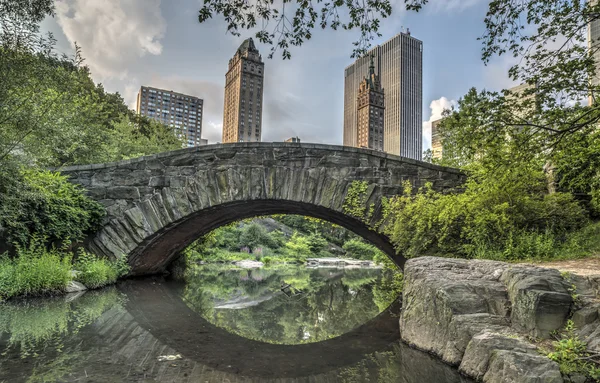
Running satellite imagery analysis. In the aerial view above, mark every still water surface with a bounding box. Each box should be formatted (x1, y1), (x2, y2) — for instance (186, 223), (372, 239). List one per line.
(0, 264), (473, 382)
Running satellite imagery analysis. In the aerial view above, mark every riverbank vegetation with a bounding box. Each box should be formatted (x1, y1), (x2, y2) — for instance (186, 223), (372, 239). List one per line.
(0, 237), (129, 301)
(382, 86), (600, 263)
(0, 1), (180, 300)
(184, 216), (387, 265)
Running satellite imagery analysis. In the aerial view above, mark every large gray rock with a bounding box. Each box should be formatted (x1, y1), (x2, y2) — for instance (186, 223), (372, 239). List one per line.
(400, 257), (511, 364)
(460, 332), (539, 380)
(484, 350), (563, 383)
(501, 266), (573, 338)
(400, 257), (570, 383)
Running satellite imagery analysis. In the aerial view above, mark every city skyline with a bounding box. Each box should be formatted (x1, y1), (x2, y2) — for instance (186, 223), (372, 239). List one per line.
(40, 0), (522, 150)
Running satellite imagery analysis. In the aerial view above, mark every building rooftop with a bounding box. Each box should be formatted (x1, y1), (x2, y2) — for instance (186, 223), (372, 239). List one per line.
(237, 38), (258, 54)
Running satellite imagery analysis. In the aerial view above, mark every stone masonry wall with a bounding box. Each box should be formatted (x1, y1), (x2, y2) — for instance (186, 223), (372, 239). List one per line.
(58, 143), (465, 275)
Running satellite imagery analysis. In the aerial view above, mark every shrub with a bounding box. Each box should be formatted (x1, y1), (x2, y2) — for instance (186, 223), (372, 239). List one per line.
(74, 250), (129, 289)
(0, 168), (105, 246)
(343, 238), (384, 260)
(262, 256), (273, 265)
(0, 237), (71, 300)
(384, 173), (590, 261)
(284, 232), (313, 262)
(545, 320), (600, 379)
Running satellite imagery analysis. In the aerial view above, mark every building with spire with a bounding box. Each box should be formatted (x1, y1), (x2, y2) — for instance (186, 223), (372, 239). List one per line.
(356, 55), (385, 151)
(344, 32), (423, 159)
(222, 38), (265, 143)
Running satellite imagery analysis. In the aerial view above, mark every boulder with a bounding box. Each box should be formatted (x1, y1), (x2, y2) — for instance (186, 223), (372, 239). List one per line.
(66, 281), (87, 293)
(501, 267), (573, 338)
(484, 350), (563, 383)
(459, 332), (538, 380)
(400, 257), (511, 363)
(400, 257), (571, 383)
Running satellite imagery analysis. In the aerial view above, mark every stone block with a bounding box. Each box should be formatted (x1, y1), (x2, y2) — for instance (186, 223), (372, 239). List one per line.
(106, 186), (140, 200)
(85, 187), (107, 199)
(572, 306), (599, 328)
(459, 332), (537, 380)
(502, 267), (573, 338)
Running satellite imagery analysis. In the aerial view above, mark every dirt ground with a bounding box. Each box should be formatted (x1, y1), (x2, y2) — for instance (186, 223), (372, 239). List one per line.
(523, 256), (600, 276)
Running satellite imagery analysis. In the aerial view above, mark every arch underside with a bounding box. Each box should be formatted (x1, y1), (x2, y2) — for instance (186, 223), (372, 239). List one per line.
(122, 199), (405, 276)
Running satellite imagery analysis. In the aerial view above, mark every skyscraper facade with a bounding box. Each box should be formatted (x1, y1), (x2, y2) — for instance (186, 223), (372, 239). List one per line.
(136, 86), (204, 147)
(431, 118), (443, 160)
(344, 32), (423, 159)
(222, 38), (265, 143)
(356, 55), (385, 151)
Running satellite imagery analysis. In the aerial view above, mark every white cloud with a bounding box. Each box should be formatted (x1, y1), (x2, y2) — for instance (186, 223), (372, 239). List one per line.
(55, 0), (166, 80)
(422, 97), (457, 150)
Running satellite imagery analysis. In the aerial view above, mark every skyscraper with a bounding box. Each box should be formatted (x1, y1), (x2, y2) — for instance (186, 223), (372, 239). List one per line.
(356, 55), (385, 151)
(222, 38), (265, 143)
(136, 86), (204, 147)
(431, 118), (443, 160)
(344, 32), (423, 159)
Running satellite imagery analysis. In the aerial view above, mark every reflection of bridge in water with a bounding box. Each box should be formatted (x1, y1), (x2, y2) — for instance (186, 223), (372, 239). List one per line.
(0, 280), (473, 382)
(120, 279), (401, 378)
(58, 143), (464, 275)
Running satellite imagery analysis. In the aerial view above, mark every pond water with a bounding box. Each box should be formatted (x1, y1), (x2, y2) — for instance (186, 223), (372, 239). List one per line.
(0, 264), (473, 382)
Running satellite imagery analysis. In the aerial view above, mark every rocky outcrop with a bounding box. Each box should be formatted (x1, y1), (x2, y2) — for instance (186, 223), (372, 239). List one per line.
(400, 257), (582, 383)
(566, 273), (600, 353)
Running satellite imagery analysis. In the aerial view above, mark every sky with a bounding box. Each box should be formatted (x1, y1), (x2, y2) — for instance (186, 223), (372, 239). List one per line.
(41, 0), (519, 150)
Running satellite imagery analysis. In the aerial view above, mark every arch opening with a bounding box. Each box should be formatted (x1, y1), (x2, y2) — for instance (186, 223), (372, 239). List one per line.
(126, 199), (405, 275)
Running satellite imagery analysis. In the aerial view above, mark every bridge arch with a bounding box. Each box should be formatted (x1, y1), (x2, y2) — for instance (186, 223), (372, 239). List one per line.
(58, 143), (464, 275)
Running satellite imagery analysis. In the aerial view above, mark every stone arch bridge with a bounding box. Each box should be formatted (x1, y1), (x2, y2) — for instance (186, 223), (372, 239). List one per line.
(59, 143), (465, 275)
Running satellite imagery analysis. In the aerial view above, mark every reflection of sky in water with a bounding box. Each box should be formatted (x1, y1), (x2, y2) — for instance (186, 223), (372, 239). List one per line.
(181, 264), (398, 344)
(0, 269), (471, 383)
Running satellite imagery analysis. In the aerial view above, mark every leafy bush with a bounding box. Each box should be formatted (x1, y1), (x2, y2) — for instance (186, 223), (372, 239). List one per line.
(74, 250), (129, 289)
(545, 320), (600, 380)
(384, 169), (590, 261)
(284, 232), (313, 262)
(0, 168), (105, 247)
(0, 237), (71, 300)
(343, 238), (384, 260)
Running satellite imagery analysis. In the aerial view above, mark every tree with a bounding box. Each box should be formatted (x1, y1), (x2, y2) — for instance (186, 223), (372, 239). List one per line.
(342, 238), (383, 260)
(198, 0), (600, 140)
(239, 223), (269, 252)
(197, 0), (428, 59)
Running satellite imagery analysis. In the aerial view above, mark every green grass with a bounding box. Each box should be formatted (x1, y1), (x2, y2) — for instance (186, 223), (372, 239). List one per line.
(73, 250), (130, 289)
(0, 239), (130, 301)
(470, 221), (600, 263)
(0, 240), (71, 301)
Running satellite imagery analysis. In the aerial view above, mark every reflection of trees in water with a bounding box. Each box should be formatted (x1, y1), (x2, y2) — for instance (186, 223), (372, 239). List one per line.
(0, 288), (125, 383)
(182, 265), (402, 344)
(0, 288), (124, 358)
